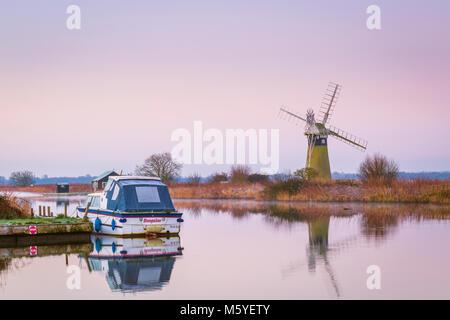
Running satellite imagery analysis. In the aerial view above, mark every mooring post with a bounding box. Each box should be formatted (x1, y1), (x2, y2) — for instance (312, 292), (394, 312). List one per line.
(31, 208), (34, 218)
(83, 202), (91, 222)
(38, 206), (42, 216)
(42, 206), (46, 216)
(64, 203), (67, 218)
(47, 206), (51, 217)
(65, 254), (69, 266)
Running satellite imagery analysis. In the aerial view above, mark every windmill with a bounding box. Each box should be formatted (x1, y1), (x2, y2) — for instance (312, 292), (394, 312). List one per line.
(279, 82), (368, 179)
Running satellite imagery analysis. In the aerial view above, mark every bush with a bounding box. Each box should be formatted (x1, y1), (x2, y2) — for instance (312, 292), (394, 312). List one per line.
(210, 172), (228, 183)
(293, 168), (318, 180)
(359, 153), (399, 183)
(264, 178), (305, 199)
(230, 165), (250, 183)
(247, 174), (269, 183)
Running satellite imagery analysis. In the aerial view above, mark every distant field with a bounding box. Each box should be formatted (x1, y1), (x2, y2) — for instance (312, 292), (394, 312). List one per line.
(0, 184), (92, 193)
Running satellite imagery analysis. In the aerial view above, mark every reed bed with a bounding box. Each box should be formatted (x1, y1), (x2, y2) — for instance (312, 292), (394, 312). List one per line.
(0, 193), (31, 219)
(169, 179), (449, 204)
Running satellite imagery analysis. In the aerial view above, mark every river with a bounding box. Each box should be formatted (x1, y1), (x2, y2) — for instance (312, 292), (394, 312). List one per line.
(0, 193), (449, 299)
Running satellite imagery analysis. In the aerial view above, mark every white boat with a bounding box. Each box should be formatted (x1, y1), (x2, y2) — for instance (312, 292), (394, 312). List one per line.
(77, 176), (183, 236)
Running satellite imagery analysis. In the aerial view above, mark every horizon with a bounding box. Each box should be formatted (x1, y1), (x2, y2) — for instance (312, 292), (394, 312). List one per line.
(1, 1), (449, 177)
(1, 170), (449, 182)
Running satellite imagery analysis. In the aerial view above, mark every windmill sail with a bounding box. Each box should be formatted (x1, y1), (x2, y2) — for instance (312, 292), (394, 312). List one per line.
(327, 125), (368, 151)
(318, 82), (341, 125)
(279, 106), (306, 123)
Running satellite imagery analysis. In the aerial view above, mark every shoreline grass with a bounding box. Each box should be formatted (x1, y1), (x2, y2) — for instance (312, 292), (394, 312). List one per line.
(0, 193), (31, 219)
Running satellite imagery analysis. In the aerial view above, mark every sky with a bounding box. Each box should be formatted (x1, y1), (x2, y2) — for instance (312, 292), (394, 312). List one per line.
(1, 0), (449, 177)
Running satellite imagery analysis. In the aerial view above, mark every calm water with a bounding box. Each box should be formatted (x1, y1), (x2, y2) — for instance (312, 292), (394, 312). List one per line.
(1, 194), (450, 299)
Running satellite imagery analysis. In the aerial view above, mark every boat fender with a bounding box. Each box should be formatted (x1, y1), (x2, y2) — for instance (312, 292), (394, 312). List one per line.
(112, 242), (116, 253)
(111, 219), (116, 230)
(94, 218), (101, 232)
(120, 250), (127, 255)
(95, 238), (102, 252)
(119, 218), (127, 223)
(177, 218), (184, 223)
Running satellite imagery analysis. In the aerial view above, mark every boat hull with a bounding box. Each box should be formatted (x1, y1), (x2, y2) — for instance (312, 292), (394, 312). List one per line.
(77, 208), (183, 236)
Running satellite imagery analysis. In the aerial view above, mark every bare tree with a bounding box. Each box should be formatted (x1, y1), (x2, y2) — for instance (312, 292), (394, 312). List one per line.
(358, 153), (399, 183)
(135, 152), (182, 183)
(9, 171), (35, 187)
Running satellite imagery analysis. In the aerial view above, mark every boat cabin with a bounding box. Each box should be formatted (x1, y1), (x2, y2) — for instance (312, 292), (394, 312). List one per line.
(86, 176), (176, 213)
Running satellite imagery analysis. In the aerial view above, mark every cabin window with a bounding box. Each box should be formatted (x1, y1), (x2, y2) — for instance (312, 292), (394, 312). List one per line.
(112, 184), (120, 200)
(104, 179), (113, 192)
(90, 196), (100, 208)
(135, 186), (161, 203)
(85, 196), (93, 207)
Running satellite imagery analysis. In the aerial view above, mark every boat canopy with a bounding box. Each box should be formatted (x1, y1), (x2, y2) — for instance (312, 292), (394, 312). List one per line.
(105, 179), (175, 212)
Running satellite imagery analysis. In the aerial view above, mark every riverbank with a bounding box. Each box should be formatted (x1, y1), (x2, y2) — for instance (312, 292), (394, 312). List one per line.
(169, 179), (449, 204)
(0, 220), (92, 236)
(0, 184), (91, 194)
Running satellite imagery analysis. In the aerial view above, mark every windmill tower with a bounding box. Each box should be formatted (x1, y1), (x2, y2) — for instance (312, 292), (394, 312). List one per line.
(279, 82), (368, 179)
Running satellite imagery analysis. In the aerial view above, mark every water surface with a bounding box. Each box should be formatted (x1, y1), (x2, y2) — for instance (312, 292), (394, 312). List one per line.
(0, 195), (449, 299)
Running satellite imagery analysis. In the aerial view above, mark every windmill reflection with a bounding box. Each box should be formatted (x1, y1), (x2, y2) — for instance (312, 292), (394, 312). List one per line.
(306, 216), (341, 297)
(87, 236), (183, 293)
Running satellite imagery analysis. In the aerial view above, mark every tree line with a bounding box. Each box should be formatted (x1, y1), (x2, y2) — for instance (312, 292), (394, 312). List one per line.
(1, 152), (402, 187)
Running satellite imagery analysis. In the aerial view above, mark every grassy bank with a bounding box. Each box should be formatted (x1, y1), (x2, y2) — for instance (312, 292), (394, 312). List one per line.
(0, 215), (82, 225)
(0, 193), (83, 225)
(169, 179), (449, 204)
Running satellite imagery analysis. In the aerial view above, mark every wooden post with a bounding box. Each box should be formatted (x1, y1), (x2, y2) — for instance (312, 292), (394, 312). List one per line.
(47, 206), (51, 217)
(42, 206), (46, 216)
(65, 254), (69, 266)
(83, 202), (91, 222)
(64, 203), (67, 218)
(84, 253), (92, 273)
(39, 206), (42, 216)
(31, 208), (34, 218)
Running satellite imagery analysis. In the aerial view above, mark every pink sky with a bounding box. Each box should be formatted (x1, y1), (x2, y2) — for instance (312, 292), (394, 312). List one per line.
(1, 1), (449, 177)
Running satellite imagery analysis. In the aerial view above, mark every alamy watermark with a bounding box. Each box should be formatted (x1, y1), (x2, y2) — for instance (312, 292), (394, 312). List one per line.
(66, 265), (81, 290)
(171, 121), (280, 174)
(66, 5), (81, 30)
(366, 5), (381, 30)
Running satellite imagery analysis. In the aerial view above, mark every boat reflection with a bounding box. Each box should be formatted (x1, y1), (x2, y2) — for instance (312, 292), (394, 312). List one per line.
(87, 235), (183, 293)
